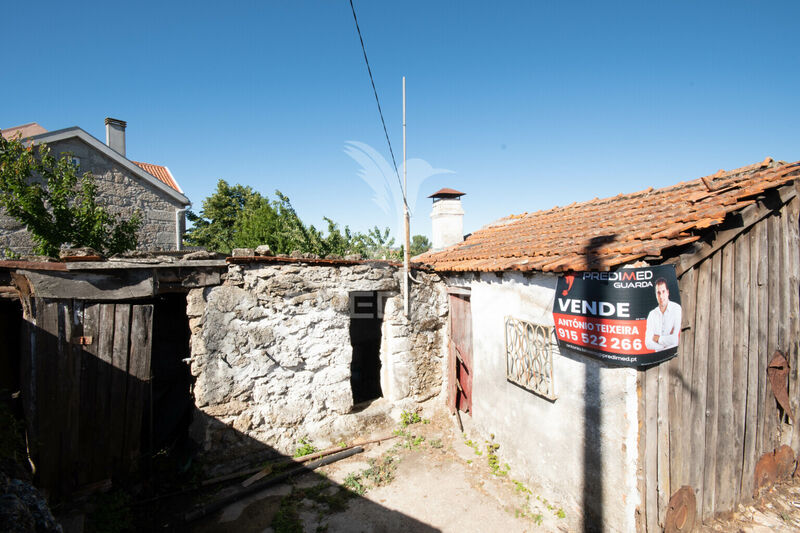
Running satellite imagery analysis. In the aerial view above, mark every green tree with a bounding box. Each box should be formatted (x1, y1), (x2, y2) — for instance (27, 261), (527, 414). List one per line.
(410, 235), (431, 256)
(0, 134), (141, 257)
(186, 181), (369, 256)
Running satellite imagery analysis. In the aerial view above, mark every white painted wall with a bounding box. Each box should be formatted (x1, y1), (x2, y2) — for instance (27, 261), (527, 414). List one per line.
(443, 272), (640, 532)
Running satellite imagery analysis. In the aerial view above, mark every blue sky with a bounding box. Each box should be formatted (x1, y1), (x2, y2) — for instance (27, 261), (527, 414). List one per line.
(2, 1), (799, 241)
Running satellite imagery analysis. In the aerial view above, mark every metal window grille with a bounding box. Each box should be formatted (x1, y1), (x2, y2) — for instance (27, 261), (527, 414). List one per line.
(504, 317), (557, 400)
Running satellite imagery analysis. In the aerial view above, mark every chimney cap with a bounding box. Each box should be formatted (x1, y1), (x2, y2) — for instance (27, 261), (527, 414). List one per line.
(428, 188), (465, 199)
(104, 117), (127, 128)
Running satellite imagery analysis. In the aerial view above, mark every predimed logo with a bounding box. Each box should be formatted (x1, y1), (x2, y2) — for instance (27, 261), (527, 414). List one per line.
(583, 270), (654, 289)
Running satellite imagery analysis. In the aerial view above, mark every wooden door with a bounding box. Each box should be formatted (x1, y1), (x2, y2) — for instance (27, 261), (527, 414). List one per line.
(448, 292), (473, 414)
(21, 298), (153, 498)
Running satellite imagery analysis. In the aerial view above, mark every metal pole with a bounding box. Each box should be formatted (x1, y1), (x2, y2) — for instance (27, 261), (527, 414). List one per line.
(403, 76), (410, 318)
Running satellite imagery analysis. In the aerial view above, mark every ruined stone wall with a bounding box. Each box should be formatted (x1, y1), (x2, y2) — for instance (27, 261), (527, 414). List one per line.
(187, 262), (447, 470)
(0, 137), (185, 255)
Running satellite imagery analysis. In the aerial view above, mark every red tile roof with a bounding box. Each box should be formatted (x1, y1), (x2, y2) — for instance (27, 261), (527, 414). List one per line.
(2, 122), (47, 140)
(416, 157), (800, 273)
(131, 161), (182, 193)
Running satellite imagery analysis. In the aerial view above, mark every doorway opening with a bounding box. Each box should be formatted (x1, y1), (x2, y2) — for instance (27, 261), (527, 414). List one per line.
(349, 291), (387, 406)
(0, 298), (22, 396)
(146, 293), (195, 465)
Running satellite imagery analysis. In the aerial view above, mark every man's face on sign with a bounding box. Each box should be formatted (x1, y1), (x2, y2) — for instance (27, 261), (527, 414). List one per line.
(656, 282), (669, 310)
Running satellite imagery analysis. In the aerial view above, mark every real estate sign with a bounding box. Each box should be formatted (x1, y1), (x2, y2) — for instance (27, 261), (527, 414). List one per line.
(553, 265), (681, 367)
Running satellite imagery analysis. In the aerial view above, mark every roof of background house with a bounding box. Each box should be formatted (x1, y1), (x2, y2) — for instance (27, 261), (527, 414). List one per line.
(130, 161), (182, 193)
(416, 157), (800, 273)
(1, 122), (48, 140)
(1, 122), (187, 200)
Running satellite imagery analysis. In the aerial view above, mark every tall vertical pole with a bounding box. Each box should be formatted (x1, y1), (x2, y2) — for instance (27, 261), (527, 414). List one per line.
(403, 76), (410, 318)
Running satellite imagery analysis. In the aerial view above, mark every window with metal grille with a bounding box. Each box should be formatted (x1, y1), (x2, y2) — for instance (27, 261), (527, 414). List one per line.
(504, 317), (557, 400)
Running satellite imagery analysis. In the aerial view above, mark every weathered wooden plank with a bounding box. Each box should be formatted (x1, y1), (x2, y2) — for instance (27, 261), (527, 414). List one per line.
(78, 303), (99, 486)
(636, 371), (648, 533)
(671, 186), (796, 276)
(731, 233), (749, 506)
(645, 365), (659, 533)
(677, 267), (698, 489)
(18, 293), (35, 473)
(19, 269), (155, 300)
(778, 201), (793, 444)
(764, 215), (780, 452)
(715, 241), (735, 513)
(91, 304), (116, 482)
(742, 222), (761, 500)
(35, 299), (60, 497)
(657, 362), (670, 527)
(786, 195), (800, 451)
(110, 304), (131, 474)
(690, 258), (712, 517)
(60, 300), (83, 495)
(702, 252), (722, 520)
(756, 219), (769, 458)
(124, 304), (153, 467)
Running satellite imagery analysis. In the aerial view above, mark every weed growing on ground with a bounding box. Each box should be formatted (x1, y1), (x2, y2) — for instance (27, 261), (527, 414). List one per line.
(399, 409), (430, 429)
(513, 480), (531, 494)
(532, 513), (544, 525)
(429, 438), (443, 449)
(463, 438), (482, 455)
(557, 508), (566, 519)
(272, 481), (356, 532)
(343, 472), (367, 495)
(293, 437), (318, 458)
(485, 441), (510, 477)
(362, 455), (397, 486)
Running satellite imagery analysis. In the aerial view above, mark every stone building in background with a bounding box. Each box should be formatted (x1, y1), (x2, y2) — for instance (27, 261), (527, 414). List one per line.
(0, 118), (190, 255)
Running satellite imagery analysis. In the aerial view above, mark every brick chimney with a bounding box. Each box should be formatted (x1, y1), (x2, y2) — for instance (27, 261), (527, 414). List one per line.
(429, 188), (465, 251)
(104, 117), (127, 156)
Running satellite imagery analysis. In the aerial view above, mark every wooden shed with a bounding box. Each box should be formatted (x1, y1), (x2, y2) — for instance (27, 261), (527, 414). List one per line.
(0, 256), (225, 499)
(417, 157), (800, 531)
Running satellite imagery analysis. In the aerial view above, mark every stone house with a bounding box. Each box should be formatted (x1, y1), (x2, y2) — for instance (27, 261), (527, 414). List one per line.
(0, 119), (190, 255)
(417, 157), (800, 532)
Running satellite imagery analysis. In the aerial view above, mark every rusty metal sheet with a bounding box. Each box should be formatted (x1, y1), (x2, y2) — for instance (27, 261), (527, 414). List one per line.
(767, 350), (794, 423)
(754, 451), (778, 497)
(664, 486), (696, 533)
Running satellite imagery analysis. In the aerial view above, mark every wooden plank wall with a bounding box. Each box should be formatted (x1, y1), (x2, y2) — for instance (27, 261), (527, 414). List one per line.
(21, 298), (153, 499)
(639, 197), (800, 530)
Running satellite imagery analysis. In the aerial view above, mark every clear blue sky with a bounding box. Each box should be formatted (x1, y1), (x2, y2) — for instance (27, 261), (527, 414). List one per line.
(3, 1), (799, 241)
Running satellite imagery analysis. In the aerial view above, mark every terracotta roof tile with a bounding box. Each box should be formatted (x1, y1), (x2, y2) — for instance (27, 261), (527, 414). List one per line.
(131, 161), (183, 193)
(416, 159), (800, 273)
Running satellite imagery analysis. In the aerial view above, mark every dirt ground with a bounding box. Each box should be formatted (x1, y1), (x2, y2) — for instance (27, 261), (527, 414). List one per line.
(191, 406), (571, 533)
(186, 406), (800, 533)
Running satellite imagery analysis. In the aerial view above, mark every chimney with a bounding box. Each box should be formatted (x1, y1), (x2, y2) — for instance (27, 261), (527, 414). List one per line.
(104, 117), (127, 156)
(429, 188), (465, 251)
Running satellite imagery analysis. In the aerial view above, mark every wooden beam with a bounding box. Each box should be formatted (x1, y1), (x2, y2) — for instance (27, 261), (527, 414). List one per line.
(19, 269), (155, 300)
(667, 185), (796, 277)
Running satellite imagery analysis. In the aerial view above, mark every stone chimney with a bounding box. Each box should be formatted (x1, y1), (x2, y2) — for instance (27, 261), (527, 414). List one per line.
(104, 117), (127, 156)
(429, 188), (465, 251)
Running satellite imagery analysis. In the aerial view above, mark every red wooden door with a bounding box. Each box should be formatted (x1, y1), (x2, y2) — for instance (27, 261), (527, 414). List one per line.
(448, 292), (473, 414)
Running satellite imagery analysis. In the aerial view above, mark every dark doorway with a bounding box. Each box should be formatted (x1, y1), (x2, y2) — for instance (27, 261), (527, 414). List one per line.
(0, 298), (22, 395)
(349, 291), (387, 405)
(147, 294), (194, 463)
